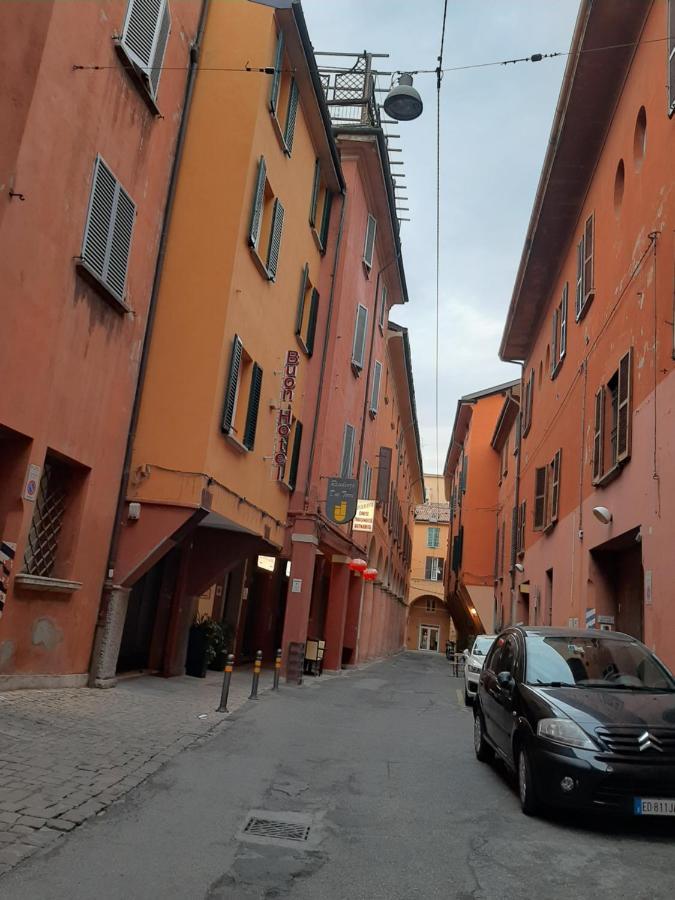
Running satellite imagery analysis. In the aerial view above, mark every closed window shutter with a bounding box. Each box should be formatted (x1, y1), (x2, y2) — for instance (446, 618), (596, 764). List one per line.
(319, 191), (333, 249)
(520, 500), (526, 552)
(352, 305), (368, 368)
(670, 1), (675, 115)
(148, 0), (171, 97)
(551, 307), (558, 374)
(617, 349), (632, 462)
(425, 557), (432, 580)
(575, 236), (584, 319)
(376, 447), (392, 507)
(593, 386), (604, 481)
(222, 335), (243, 433)
(510, 506), (518, 568)
(269, 31), (284, 114)
(287, 421), (303, 491)
(121, 0), (169, 98)
(243, 363), (263, 450)
(363, 214), (377, 268)
(461, 455), (469, 493)
(306, 289), (319, 355)
(560, 283), (568, 358)
(309, 159), (320, 227)
(266, 199), (284, 280)
(295, 264), (309, 335)
(583, 214), (594, 300)
(379, 285), (387, 329)
(370, 361), (382, 414)
(284, 79), (299, 153)
(550, 450), (561, 523)
(340, 424), (355, 478)
(534, 467), (546, 530)
(249, 157), (267, 249)
(82, 157), (136, 303)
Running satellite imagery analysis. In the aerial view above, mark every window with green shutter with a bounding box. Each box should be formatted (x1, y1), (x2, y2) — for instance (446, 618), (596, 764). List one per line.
(248, 157), (284, 281)
(295, 265), (319, 356)
(283, 79), (299, 155)
(269, 30), (284, 114)
(243, 364), (263, 451)
(351, 304), (368, 372)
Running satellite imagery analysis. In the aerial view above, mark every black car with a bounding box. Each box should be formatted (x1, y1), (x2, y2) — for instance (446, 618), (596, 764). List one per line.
(473, 626), (675, 817)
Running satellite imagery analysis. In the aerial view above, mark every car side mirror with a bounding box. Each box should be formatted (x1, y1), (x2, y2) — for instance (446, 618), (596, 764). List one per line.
(463, 649), (469, 658)
(497, 671), (514, 690)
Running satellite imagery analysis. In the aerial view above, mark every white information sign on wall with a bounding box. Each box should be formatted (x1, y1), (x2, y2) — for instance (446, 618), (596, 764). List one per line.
(291, 578), (302, 594)
(353, 499), (376, 533)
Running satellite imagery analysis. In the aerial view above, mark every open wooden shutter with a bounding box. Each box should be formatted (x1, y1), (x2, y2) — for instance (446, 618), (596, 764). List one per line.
(340, 424), (355, 478)
(575, 235), (584, 319)
(269, 30), (284, 114)
(351, 304), (368, 368)
(560, 283), (568, 359)
(425, 557), (432, 580)
(551, 307), (559, 374)
(148, 0), (170, 98)
(376, 447), (392, 511)
(370, 361), (382, 414)
(266, 199), (284, 280)
(295, 264), (308, 335)
(248, 157), (266, 249)
(363, 214), (377, 268)
(533, 467), (546, 530)
(592, 386), (604, 482)
(319, 191), (333, 249)
(284, 79), (299, 153)
(306, 289), (319, 356)
(309, 159), (320, 227)
(617, 349), (632, 462)
(243, 363), (263, 450)
(121, 0), (169, 99)
(287, 421), (303, 491)
(583, 214), (594, 302)
(550, 450), (561, 523)
(222, 335), (243, 433)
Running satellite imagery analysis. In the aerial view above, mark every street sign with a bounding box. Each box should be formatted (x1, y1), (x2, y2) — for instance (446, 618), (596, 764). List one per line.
(585, 607), (596, 629)
(23, 464), (41, 502)
(326, 478), (358, 525)
(353, 499), (376, 532)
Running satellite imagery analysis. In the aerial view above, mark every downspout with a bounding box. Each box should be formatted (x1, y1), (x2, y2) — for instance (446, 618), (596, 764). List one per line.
(510, 368), (523, 627)
(90, 0), (211, 661)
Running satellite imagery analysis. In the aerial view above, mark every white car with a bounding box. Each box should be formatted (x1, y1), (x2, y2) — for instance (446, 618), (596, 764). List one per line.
(463, 634), (497, 705)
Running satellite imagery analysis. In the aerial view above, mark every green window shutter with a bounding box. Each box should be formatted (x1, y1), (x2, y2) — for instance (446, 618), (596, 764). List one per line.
(266, 198), (284, 280)
(243, 363), (263, 451)
(309, 159), (321, 227)
(425, 557), (432, 580)
(370, 361), (382, 414)
(249, 156), (266, 249)
(287, 421), (303, 491)
(269, 31), (284, 114)
(319, 191), (333, 249)
(617, 349), (632, 462)
(295, 264), (309, 335)
(306, 289), (319, 355)
(222, 335), (243, 433)
(284, 79), (299, 154)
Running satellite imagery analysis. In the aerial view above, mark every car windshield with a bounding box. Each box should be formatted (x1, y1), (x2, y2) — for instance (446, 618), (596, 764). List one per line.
(525, 634), (675, 691)
(471, 637), (494, 656)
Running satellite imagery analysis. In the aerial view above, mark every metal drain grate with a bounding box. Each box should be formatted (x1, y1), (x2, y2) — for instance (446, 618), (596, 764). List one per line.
(243, 817), (311, 843)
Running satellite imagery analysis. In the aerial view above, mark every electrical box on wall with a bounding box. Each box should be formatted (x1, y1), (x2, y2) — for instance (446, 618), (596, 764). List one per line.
(128, 502), (141, 521)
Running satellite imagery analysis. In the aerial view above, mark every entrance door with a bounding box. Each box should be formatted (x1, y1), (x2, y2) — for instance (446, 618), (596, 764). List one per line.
(419, 625), (440, 652)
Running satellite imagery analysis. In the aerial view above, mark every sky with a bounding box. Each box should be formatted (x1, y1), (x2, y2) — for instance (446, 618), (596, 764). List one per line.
(302, 0), (580, 475)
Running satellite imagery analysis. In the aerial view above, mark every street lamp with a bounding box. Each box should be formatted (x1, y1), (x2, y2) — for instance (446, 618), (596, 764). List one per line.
(383, 74), (423, 121)
(592, 506), (612, 525)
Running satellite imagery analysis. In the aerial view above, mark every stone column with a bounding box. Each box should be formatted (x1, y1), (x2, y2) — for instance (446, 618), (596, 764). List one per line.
(89, 584), (130, 688)
(280, 528), (318, 678)
(322, 556), (350, 673)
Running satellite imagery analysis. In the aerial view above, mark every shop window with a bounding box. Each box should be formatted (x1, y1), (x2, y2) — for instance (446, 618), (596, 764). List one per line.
(117, 0), (171, 107)
(593, 350), (632, 485)
(221, 335), (263, 452)
(295, 264), (319, 356)
(248, 156), (284, 281)
(550, 283), (568, 378)
(533, 450), (562, 532)
(575, 213), (595, 321)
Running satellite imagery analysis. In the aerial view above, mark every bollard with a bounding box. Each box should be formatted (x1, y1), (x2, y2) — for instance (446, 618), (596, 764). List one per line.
(272, 648), (282, 691)
(249, 650), (262, 699)
(217, 653), (235, 712)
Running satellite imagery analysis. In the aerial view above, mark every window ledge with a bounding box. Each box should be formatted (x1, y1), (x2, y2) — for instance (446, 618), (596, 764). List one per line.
(296, 334), (311, 357)
(270, 112), (290, 156)
(575, 292), (594, 323)
(224, 432), (249, 454)
(14, 574), (82, 595)
(551, 359), (564, 380)
(351, 362), (363, 378)
(362, 260), (373, 278)
(76, 260), (132, 314)
(113, 41), (161, 116)
(593, 461), (625, 488)
(543, 520), (557, 535)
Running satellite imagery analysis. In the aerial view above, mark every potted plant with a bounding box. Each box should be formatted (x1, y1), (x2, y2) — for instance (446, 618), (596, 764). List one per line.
(209, 622), (234, 671)
(186, 615), (226, 678)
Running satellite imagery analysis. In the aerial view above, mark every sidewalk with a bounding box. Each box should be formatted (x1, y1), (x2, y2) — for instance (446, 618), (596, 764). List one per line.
(0, 666), (275, 876)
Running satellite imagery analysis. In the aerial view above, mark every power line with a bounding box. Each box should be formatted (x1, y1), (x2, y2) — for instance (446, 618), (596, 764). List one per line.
(434, 0), (449, 480)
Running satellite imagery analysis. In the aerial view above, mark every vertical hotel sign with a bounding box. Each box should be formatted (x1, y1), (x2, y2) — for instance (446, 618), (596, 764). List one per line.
(273, 350), (300, 481)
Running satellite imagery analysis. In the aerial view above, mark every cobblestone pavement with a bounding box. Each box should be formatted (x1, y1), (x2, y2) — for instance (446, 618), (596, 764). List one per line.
(0, 666), (277, 877)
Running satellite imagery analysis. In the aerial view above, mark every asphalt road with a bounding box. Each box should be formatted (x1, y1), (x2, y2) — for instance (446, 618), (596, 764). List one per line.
(3, 652), (675, 900)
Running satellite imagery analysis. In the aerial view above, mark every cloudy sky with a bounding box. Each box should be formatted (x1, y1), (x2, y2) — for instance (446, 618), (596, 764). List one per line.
(302, 0), (580, 474)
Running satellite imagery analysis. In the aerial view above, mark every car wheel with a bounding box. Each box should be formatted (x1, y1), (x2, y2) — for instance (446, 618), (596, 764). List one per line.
(464, 688), (473, 706)
(517, 745), (540, 816)
(473, 709), (493, 763)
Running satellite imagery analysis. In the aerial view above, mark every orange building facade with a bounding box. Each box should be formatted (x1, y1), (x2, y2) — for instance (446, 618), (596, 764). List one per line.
(499, 1), (675, 664)
(0, 0), (201, 687)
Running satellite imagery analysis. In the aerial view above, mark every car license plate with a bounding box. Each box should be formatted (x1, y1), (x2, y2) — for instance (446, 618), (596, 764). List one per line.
(634, 798), (675, 816)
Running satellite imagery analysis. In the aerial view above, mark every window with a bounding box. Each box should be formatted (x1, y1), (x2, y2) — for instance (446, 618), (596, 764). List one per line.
(22, 456), (70, 578)
(361, 460), (373, 500)
(593, 350), (632, 484)
(269, 31), (299, 155)
(369, 361), (382, 416)
(118, 0), (171, 104)
(340, 424), (355, 478)
(427, 527), (440, 549)
(426, 598), (437, 612)
(516, 500), (526, 555)
(79, 157), (136, 307)
(378, 284), (388, 331)
(284, 420), (303, 491)
(376, 446), (392, 513)
(248, 157), (284, 281)
(425, 557), (444, 582)
(363, 214), (377, 270)
(309, 160), (321, 229)
(221, 335), (263, 451)
(295, 265), (319, 356)
(575, 213), (595, 320)
(500, 437), (509, 479)
(308, 163), (332, 253)
(669, 0), (675, 116)
(533, 450), (562, 531)
(522, 369), (534, 436)
(351, 304), (368, 372)
(460, 454), (469, 493)
(551, 283), (568, 377)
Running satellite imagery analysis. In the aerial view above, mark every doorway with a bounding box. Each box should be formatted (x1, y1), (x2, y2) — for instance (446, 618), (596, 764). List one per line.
(419, 625), (440, 652)
(591, 528), (644, 640)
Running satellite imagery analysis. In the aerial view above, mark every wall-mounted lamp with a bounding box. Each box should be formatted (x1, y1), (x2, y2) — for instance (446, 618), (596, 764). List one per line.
(469, 606), (477, 616)
(514, 563), (525, 573)
(592, 506), (612, 525)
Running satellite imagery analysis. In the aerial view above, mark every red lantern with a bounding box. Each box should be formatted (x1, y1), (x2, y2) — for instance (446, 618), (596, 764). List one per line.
(363, 568), (378, 582)
(348, 558), (367, 574)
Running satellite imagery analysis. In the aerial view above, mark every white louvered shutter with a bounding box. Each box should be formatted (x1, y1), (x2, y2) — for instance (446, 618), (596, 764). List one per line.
(270, 31), (284, 115)
(351, 304), (368, 369)
(121, 0), (170, 100)
(363, 214), (377, 268)
(309, 159), (320, 227)
(370, 361), (382, 414)
(267, 199), (284, 280)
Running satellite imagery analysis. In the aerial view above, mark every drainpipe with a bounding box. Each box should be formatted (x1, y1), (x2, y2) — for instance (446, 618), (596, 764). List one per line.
(510, 366), (524, 627)
(90, 0), (211, 662)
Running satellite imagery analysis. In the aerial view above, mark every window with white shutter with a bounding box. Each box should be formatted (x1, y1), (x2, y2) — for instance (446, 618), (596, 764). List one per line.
(119, 0), (171, 104)
(363, 214), (377, 270)
(369, 361), (382, 415)
(79, 156), (136, 307)
(351, 304), (368, 372)
(340, 424), (355, 478)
